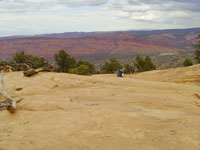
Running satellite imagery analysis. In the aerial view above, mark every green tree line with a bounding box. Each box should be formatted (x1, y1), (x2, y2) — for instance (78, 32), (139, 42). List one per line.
(0, 49), (157, 75)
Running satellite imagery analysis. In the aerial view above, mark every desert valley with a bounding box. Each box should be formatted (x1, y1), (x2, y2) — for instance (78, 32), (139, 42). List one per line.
(0, 28), (199, 60)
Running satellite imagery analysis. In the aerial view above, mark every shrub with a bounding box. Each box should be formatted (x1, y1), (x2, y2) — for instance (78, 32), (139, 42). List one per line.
(134, 54), (156, 72)
(76, 65), (91, 75)
(0, 60), (8, 66)
(194, 33), (200, 63)
(12, 51), (50, 71)
(54, 50), (76, 73)
(77, 60), (96, 74)
(69, 65), (90, 76)
(143, 56), (156, 71)
(183, 58), (193, 67)
(101, 58), (122, 73)
(134, 54), (145, 72)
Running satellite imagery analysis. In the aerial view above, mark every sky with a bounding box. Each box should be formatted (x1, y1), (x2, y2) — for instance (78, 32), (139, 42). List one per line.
(0, 0), (200, 37)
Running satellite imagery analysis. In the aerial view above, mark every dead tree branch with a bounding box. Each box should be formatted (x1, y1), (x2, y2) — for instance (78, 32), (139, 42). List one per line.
(0, 71), (22, 113)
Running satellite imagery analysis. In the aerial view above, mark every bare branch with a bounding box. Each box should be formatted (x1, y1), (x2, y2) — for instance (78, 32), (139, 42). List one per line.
(0, 71), (22, 113)
(1, 71), (5, 92)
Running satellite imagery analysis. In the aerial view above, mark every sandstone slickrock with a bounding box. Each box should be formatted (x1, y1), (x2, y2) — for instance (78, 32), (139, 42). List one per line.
(0, 65), (200, 150)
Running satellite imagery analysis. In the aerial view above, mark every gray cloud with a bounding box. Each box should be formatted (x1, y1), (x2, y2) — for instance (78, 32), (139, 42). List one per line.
(127, 0), (200, 12)
(0, 0), (109, 13)
(106, 0), (200, 27)
(59, 0), (108, 7)
(0, 0), (199, 37)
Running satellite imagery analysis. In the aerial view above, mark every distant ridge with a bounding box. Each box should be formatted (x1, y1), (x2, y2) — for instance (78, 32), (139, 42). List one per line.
(1, 28), (199, 40)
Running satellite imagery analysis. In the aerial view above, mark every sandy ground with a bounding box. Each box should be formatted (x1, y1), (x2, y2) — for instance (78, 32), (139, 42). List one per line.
(0, 65), (200, 150)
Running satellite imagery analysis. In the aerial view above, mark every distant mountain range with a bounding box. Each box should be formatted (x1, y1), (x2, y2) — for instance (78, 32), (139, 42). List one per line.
(0, 28), (199, 60)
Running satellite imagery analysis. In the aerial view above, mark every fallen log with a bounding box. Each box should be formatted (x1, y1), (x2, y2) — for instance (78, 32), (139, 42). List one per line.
(23, 69), (37, 77)
(0, 71), (22, 113)
(24, 67), (52, 77)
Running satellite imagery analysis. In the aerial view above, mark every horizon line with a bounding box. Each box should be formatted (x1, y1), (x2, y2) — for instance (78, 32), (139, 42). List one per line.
(1, 27), (200, 38)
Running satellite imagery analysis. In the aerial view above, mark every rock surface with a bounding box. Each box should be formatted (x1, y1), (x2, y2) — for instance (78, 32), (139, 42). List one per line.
(0, 65), (200, 150)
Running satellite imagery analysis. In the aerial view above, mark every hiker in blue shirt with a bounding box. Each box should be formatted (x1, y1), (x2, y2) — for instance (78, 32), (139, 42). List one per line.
(117, 69), (124, 78)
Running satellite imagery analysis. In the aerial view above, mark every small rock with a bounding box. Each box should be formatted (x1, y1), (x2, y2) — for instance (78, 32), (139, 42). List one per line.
(16, 88), (23, 91)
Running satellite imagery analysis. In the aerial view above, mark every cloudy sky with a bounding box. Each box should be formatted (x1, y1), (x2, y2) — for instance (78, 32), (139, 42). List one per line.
(0, 0), (200, 36)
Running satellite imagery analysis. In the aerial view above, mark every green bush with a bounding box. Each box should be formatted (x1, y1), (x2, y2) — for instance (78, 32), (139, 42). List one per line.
(69, 65), (91, 76)
(77, 60), (96, 74)
(183, 58), (193, 67)
(77, 65), (91, 75)
(134, 54), (156, 72)
(194, 33), (200, 63)
(195, 50), (200, 63)
(68, 68), (78, 74)
(13, 51), (27, 64)
(134, 54), (145, 72)
(54, 50), (76, 73)
(0, 60), (8, 66)
(54, 50), (96, 75)
(101, 58), (122, 74)
(143, 56), (156, 71)
(12, 51), (50, 71)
